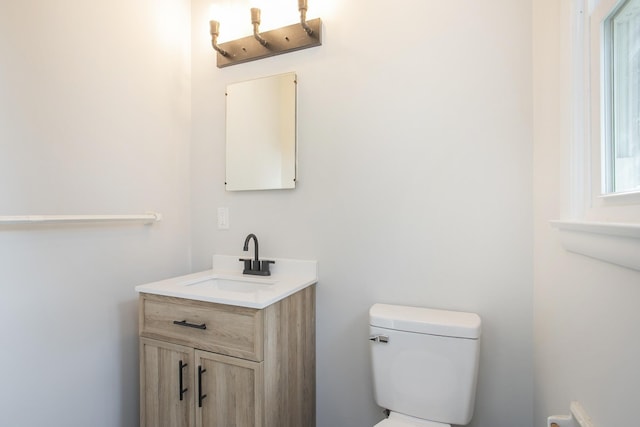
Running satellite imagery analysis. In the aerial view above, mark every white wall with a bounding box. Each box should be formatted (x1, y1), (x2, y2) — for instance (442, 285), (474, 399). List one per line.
(191, 1), (534, 426)
(0, 0), (191, 425)
(0, 1), (538, 425)
(533, 1), (640, 426)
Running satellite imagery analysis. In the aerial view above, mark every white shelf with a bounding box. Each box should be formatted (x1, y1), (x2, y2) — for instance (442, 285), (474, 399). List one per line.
(550, 220), (640, 271)
(0, 212), (162, 225)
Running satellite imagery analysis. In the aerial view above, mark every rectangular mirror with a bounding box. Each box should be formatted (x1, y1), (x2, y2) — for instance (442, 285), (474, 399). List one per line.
(225, 72), (297, 191)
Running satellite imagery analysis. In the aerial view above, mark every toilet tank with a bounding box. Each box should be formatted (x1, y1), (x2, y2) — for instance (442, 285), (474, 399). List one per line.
(369, 304), (481, 426)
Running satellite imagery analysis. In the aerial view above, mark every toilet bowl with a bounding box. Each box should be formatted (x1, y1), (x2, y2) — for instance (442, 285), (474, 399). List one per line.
(374, 411), (450, 427)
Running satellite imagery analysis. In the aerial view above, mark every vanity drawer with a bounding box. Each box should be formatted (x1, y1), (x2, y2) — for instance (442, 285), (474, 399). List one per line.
(139, 293), (264, 362)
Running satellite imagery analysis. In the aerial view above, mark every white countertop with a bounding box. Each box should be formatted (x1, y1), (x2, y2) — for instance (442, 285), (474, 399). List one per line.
(135, 255), (318, 309)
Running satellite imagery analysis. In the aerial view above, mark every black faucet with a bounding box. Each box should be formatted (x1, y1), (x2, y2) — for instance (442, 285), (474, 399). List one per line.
(240, 233), (275, 276)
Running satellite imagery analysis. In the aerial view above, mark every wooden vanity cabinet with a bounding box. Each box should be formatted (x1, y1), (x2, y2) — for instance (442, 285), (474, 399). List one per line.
(138, 285), (315, 427)
(140, 339), (195, 427)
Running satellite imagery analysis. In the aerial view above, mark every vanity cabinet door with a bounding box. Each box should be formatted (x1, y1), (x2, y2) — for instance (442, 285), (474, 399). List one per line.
(195, 350), (264, 427)
(140, 338), (195, 427)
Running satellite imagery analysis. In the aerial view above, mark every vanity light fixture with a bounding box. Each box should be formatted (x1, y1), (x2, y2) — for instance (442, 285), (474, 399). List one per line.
(209, 0), (322, 68)
(298, 0), (314, 36)
(209, 20), (228, 57)
(250, 8), (268, 47)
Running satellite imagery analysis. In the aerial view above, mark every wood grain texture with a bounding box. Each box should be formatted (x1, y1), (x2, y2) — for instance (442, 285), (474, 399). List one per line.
(139, 293), (264, 361)
(195, 350), (264, 427)
(140, 338), (195, 427)
(263, 285), (316, 427)
(139, 285), (316, 427)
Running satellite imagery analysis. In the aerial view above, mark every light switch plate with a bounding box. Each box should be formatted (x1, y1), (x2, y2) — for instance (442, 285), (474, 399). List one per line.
(217, 207), (229, 230)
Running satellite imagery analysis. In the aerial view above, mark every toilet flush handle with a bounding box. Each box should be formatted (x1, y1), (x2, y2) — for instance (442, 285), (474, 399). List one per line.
(369, 335), (389, 343)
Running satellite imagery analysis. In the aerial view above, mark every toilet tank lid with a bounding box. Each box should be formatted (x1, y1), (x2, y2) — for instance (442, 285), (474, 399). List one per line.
(369, 304), (481, 339)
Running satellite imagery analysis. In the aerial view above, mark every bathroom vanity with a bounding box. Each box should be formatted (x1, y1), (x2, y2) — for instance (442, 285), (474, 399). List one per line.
(136, 255), (317, 427)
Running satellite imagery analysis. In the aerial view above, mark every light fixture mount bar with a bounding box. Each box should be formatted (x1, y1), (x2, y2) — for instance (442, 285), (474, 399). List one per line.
(215, 18), (321, 68)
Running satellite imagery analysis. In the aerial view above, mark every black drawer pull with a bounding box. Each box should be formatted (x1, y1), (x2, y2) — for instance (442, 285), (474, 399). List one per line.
(173, 320), (207, 330)
(198, 365), (207, 407)
(179, 360), (188, 401)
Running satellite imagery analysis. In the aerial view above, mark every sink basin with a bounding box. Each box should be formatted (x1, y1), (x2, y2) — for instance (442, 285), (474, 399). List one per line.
(181, 275), (276, 292)
(135, 255), (318, 308)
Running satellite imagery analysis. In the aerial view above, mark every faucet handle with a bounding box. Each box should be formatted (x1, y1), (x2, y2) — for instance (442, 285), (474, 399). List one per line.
(260, 259), (275, 275)
(239, 258), (253, 273)
(239, 257), (274, 276)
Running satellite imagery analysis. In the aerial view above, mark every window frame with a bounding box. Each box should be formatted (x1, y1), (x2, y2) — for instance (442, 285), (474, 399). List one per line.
(597, 0), (640, 195)
(551, 0), (640, 273)
(585, 0), (640, 220)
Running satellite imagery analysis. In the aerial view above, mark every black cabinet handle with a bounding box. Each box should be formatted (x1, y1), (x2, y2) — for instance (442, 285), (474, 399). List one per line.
(197, 365), (207, 407)
(179, 360), (188, 401)
(173, 320), (207, 330)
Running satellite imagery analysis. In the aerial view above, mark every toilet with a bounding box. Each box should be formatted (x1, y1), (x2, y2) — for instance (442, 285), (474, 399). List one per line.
(369, 304), (482, 427)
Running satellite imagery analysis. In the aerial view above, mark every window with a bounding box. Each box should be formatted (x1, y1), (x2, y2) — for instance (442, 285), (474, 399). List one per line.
(551, 0), (640, 272)
(603, 0), (640, 194)
(587, 0), (640, 217)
